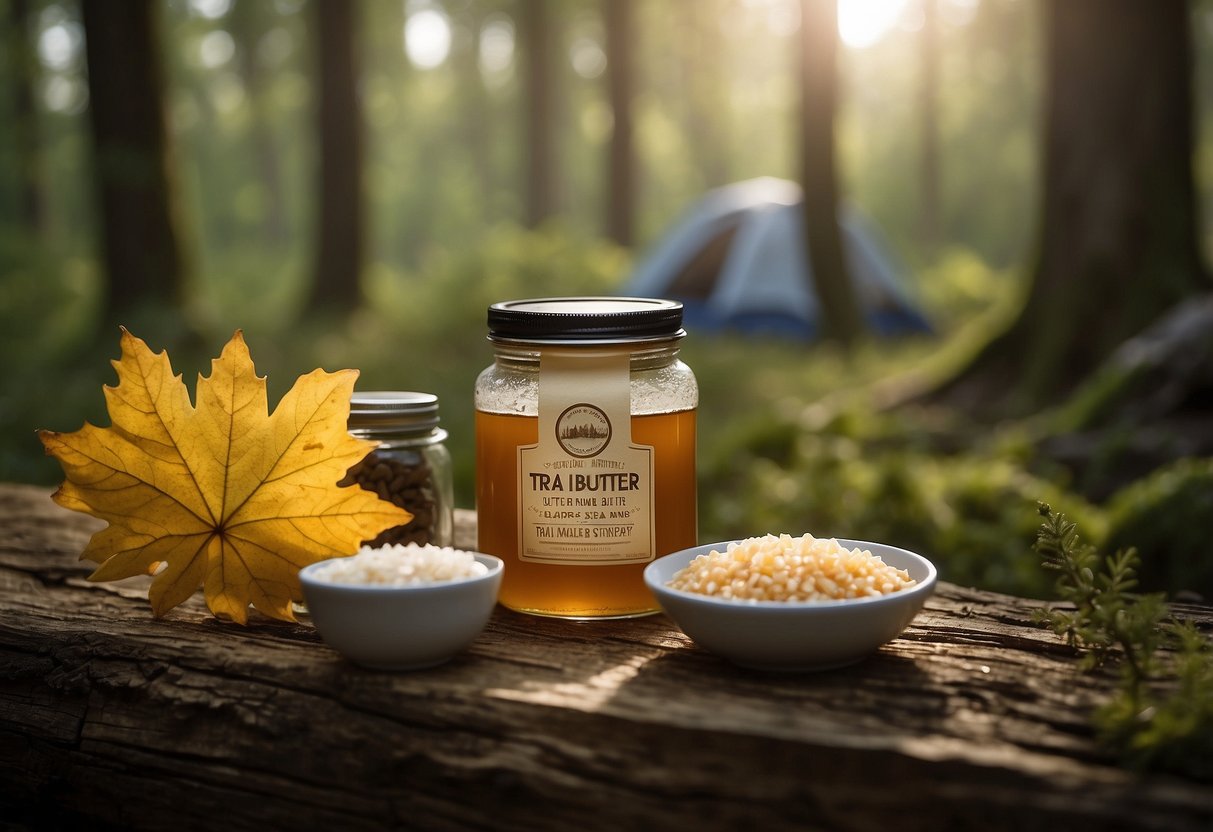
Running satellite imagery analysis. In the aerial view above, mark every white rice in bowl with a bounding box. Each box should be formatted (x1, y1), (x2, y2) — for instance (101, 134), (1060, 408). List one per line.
(309, 543), (488, 587)
(667, 533), (916, 602)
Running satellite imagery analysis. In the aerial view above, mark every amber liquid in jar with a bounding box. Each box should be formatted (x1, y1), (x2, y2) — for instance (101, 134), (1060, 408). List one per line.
(476, 408), (697, 617)
(477, 297), (697, 619)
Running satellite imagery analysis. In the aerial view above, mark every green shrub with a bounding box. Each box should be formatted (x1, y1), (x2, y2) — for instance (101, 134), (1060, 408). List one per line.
(365, 223), (629, 342)
(0, 231), (99, 363)
(700, 406), (1106, 598)
(1105, 458), (1213, 598)
(916, 246), (1012, 328)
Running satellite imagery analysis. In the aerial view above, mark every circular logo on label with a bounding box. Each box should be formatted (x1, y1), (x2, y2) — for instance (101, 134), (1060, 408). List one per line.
(555, 403), (612, 458)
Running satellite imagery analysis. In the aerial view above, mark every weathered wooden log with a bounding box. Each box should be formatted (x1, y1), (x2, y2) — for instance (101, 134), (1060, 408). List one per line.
(0, 483), (1209, 831)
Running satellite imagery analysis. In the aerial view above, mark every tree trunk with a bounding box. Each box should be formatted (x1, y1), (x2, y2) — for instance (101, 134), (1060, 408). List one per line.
(308, 0), (364, 312)
(5, 0), (45, 235)
(231, 0), (288, 245)
(938, 0), (1210, 415)
(81, 0), (185, 318)
(917, 0), (940, 258)
(521, 0), (556, 227)
(604, 0), (634, 247)
(799, 0), (862, 346)
(2, 483), (1211, 831)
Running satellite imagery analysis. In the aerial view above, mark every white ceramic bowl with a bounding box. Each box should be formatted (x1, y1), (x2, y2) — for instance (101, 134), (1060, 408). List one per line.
(299, 554), (503, 670)
(644, 539), (937, 671)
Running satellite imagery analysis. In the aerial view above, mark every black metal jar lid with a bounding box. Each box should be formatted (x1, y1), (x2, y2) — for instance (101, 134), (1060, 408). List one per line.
(348, 391), (440, 435)
(487, 297), (685, 345)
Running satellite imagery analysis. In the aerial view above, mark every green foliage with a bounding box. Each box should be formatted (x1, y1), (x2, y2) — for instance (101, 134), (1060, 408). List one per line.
(1054, 361), (1142, 434)
(187, 243), (310, 336)
(0, 231), (99, 363)
(914, 247), (1012, 328)
(1104, 458), (1213, 598)
(1093, 619), (1213, 779)
(1033, 504), (1163, 668)
(699, 405), (1104, 597)
(1033, 503), (1213, 780)
(365, 223), (628, 340)
(0, 231), (107, 486)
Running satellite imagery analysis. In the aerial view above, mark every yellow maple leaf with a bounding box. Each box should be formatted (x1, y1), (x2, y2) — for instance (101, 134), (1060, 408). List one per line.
(39, 329), (413, 624)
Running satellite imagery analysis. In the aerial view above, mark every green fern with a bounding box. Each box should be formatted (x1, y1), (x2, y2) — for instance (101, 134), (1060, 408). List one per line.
(1033, 503), (1212, 779)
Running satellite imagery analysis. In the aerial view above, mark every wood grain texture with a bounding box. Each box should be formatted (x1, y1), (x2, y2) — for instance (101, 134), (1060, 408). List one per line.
(1, 483), (1209, 831)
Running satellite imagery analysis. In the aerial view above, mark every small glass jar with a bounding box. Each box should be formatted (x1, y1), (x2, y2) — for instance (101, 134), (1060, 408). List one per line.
(475, 297), (698, 619)
(341, 391), (454, 548)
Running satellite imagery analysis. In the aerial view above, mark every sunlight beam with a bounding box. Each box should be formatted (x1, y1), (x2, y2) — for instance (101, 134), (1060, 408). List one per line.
(838, 0), (908, 49)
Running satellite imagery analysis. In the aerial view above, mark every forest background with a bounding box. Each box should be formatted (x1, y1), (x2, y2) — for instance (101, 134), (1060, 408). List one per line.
(2, 0), (1212, 599)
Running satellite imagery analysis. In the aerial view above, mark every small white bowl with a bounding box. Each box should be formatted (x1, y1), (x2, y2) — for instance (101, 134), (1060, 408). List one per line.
(644, 539), (937, 671)
(299, 554), (503, 671)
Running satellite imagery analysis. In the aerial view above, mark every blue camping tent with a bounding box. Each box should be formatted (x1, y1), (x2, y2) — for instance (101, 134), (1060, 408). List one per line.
(622, 178), (931, 339)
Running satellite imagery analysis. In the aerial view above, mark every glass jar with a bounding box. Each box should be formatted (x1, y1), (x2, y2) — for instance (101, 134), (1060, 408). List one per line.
(475, 297), (698, 619)
(341, 391), (454, 548)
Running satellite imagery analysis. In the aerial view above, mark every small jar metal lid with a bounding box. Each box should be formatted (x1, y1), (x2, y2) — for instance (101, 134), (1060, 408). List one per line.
(348, 391), (440, 435)
(487, 297), (685, 345)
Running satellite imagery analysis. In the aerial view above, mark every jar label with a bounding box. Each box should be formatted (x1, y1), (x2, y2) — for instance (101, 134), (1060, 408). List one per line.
(517, 351), (655, 565)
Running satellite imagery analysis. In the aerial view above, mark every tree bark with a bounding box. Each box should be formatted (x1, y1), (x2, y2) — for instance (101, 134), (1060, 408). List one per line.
(521, 0), (556, 227)
(800, 0), (862, 346)
(81, 0), (185, 318)
(308, 0), (364, 312)
(4, 0), (45, 235)
(937, 0), (1211, 415)
(1, 483), (1210, 831)
(605, 0), (634, 247)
